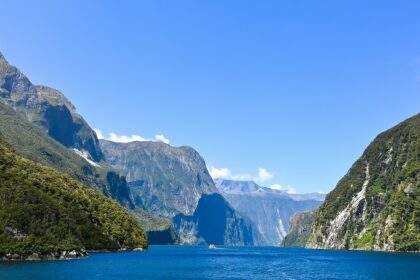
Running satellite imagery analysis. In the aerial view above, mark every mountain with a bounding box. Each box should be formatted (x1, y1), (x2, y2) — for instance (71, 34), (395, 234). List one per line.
(100, 139), (218, 217)
(100, 140), (261, 245)
(0, 52), (103, 161)
(0, 99), (133, 208)
(0, 137), (147, 260)
(173, 193), (261, 245)
(307, 114), (420, 252)
(281, 210), (315, 247)
(215, 179), (324, 245)
(0, 52), (173, 244)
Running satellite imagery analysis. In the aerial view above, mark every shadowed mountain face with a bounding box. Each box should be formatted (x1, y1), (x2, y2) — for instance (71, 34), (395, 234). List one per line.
(100, 140), (263, 245)
(100, 139), (218, 217)
(307, 114), (420, 252)
(0, 52), (174, 244)
(0, 54), (103, 161)
(216, 179), (324, 245)
(173, 194), (261, 246)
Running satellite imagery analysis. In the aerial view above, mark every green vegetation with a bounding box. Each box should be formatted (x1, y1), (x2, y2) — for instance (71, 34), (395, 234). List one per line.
(282, 211), (315, 247)
(0, 100), (133, 208)
(309, 114), (420, 252)
(0, 139), (147, 256)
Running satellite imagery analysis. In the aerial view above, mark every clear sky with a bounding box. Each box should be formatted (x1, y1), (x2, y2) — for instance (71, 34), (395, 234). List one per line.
(1, 0), (419, 193)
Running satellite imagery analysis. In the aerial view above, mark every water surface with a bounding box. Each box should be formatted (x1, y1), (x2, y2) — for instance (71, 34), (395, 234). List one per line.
(0, 246), (419, 280)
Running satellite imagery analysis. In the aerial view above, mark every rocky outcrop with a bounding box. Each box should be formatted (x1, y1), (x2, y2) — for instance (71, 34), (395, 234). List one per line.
(307, 114), (420, 252)
(1, 250), (88, 261)
(0, 53), (103, 161)
(216, 179), (324, 245)
(100, 139), (218, 217)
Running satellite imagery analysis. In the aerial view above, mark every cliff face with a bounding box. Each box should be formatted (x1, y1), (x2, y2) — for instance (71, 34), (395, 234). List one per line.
(307, 114), (420, 252)
(100, 139), (218, 217)
(216, 179), (324, 245)
(281, 211), (315, 247)
(0, 54), (103, 161)
(173, 194), (261, 246)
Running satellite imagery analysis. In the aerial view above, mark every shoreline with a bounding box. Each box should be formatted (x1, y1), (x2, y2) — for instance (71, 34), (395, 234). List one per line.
(0, 247), (146, 262)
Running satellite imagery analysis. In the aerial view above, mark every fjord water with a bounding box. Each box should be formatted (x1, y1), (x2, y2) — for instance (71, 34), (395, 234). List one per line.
(0, 246), (418, 280)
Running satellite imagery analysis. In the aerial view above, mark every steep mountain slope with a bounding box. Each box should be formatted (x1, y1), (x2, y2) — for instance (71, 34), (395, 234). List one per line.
(0, 53), (173, 244)
(100, 140), (262, 245)
(216, 179), (323, 245)
(307, 114), (420, 252)
(281, 211), (315, 247)
(0, 138), (147, 260)
(0, 100), (133, 208)
(100, 139), (218, 217)
(0, 52), (102, 161)
(173, 194), (261, 245)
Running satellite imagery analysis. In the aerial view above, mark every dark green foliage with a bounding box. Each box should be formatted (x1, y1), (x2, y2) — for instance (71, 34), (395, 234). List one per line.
(310, 114), (420, 252)
(0, 101), (133, 208)
(0, 141), (147, 255)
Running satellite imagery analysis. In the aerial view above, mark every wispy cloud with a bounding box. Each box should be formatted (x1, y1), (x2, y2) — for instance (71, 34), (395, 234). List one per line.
(210, 166), (297, 193)
(94, 129), (170, 144)
(268, 184), (296, 194)
(209, 166), (274, 184)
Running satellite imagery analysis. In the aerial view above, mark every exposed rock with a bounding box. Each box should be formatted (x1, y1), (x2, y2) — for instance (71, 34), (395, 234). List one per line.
(282, 210), (315, 247)
(100, 139), (218, 217)
(216, 179), (324, 245)
(0, 250), (88, 261)
(307, 114), (420, 252)
(0, 54), (103, 162)
(173, 193), (261, 246)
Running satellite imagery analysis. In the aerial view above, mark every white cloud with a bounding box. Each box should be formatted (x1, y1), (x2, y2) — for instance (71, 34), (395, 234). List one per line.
(268, 183), (296, 194)
(256, 168), (274, 183)
(93, 128), (104, 140)
(109, 133), (147, 143)
(155, 134), (170, 144)
(94, 129), (170, 144)
(209, 166), (273, 183)
(269, 184), (284, 191)
(209, 167), (232, 179)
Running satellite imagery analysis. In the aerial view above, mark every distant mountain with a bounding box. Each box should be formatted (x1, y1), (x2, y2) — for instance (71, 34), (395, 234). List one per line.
(215, 179), (324, 245)
(0, 137), (147, 260)
(307, 114), (420, 252)
(100, 140), (262, 245)
(0, 52), (103, 161)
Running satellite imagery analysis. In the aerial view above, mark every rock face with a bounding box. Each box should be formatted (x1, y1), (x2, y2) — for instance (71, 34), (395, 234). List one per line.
(307, 114), (420, 252)
(100, 139), (218, 217)
(173, 194), (261, 245)
(281, 211), (315, 247)
(216, 179), (324, 245)
(0, 52), (172, 243)
(0, 53), (103, 161)
(0, 100), (133, 208)
(100, 140), (262, 245)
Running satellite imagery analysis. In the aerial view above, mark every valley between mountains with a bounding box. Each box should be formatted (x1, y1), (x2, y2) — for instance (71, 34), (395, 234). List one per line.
(0, 51), (418, 260)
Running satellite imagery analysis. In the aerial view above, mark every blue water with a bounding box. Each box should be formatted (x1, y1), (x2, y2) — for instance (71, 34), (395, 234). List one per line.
(0, 246), (419, 280)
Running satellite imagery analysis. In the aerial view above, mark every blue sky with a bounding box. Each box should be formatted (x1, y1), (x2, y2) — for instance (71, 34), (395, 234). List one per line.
(1, 0), (419, 193)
